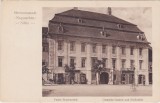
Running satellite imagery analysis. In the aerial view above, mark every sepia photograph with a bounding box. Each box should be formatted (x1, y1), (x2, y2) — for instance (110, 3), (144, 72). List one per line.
(42, 7), (152, 97)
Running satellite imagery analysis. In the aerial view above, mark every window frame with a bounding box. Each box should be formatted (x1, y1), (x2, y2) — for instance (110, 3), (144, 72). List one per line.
(130, 46), (134, 55)
(81, 42), (86, 52)
(121, 59), (126, 68)
(121, 46), (126, 55)
(92, 43), (97, 53)
(112, 46), (116, 54)
(70, 41), (75, 51)
(102, 45), (106, 53)
(130, 60), (135, 69)
(58, 56), (63, 67)
(70, 57), (75, 67)
(81, 57), (86, 68)
(112, 59), (116, 69)
(102, 58), (107, 68)
(139, 48), (143, 56)
(57, 40), (64, 51)
(139, 60), (143, 70)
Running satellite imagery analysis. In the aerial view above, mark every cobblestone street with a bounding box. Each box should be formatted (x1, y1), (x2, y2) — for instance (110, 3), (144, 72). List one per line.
(42, 85), (152, 97)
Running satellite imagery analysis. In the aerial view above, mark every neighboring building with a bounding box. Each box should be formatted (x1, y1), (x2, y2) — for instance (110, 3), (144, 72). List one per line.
(45, 8), (151, 85)
(148, 46), (152, 84)
(42, 27), (49, 68)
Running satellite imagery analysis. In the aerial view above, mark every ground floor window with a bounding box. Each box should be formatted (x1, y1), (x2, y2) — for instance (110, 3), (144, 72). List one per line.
(138, 74), (145, 85)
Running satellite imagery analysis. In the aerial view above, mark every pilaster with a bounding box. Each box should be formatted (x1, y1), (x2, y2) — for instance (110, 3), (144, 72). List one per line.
(86, 43), (92, 84)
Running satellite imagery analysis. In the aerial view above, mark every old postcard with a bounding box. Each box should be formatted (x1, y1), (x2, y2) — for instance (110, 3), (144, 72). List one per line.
(0, 0), (160, 103)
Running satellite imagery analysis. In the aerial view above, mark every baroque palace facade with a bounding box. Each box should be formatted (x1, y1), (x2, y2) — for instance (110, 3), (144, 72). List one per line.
(43, 8), (150, 85)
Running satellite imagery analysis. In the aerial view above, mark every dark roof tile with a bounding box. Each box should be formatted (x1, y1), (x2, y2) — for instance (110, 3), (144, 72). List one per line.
(56, 9), (135, 25)
(49, 23), (148, 43)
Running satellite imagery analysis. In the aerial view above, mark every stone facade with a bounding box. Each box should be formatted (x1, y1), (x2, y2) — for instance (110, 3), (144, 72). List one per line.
(48, 35), (149, 85)
(44, 8), (150, 85)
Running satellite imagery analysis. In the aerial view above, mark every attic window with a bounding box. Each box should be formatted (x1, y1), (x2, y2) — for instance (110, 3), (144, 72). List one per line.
(137, 33), (145, 41)
(100, 27), (110, 37)
(58, 23), (64, 33)
(117, 24), (124, 29)
(78, 18), (83, 23)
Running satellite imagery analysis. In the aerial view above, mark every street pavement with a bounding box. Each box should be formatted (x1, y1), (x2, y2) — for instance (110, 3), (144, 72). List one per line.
(42, 84), (152, 97)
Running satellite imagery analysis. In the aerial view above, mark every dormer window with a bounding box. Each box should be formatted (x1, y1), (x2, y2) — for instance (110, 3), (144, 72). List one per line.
(78, 18), (83, 23)
(58, 23), (64, 33)
(117, 24), (124, 29)
(137, 33), (145, 41)
(100, 27), (110, 37)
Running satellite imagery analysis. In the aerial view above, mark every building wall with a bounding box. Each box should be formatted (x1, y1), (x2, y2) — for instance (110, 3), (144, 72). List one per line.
(48, 35), (149, 85)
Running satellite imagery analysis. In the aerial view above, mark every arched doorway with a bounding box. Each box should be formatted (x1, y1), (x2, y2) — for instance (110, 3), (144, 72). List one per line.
(100, 72), (109, 84)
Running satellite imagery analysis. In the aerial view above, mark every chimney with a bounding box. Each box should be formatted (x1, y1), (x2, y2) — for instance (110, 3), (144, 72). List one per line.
(73, 7), (78, 10)
(108, 7), (112, 15)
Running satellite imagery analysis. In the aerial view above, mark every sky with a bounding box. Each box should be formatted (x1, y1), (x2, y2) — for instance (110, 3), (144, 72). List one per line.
(42, 7), (152, 44)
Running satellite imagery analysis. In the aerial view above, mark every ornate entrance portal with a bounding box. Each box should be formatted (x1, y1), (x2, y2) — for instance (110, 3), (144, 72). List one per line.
(100, 72), (109, 84)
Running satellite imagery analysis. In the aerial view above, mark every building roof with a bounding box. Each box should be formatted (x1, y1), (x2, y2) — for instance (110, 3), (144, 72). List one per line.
(48, 9), (149, 43)
(55, 9), (135, 25)
(49, 23), (148, 43)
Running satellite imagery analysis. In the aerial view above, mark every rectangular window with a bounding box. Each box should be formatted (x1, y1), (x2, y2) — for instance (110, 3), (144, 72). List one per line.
(81, 58), (86, 67)
(130, 60), (135, 69)
(102, 45), (106, 53)
(121, 59), (126, 68)
(58, 40), (63, 50)
(91, 57), (97, 67)
(58, 57), (63, 67)
(92, 43), (97, 53)
(139, 60), (143, 69)
(102, 58), (107, 67)
(139, 48), (143, 56)
(121, 47), (126, 55)
(112, 59), (116, 69)
(70, 57), (75, 67)
(112, 46), (116, 54)
(70, 41), (75, 51)
(130, 46), (134, 55)
(81, 43), (86, 52)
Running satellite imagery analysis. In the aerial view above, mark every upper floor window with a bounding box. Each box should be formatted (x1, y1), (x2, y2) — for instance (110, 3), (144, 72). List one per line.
(92, 43), (97, 53)
(130, 46), (134, 55)
(139, 48), (143, 56)
(102, 58), (107, 67)
(121, 46), (126, 55)
(139, 60), (143, 69)
(117, 24), (124, 29)
(112, 46), (116, 54)
(81, 43), (86, 52)
(112, 59), (116, 69)
(91, 57), (97, 67)
(58, 56), (63, 67)
(81, 58), (86, 68)
(70, 57), (75, 67)
(121, 59), (126, 68)
(130, 60), (135, 69)
(58, 40), (63, 50)
(102, 45), (106, 53)
(70, 41), (75, 51)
